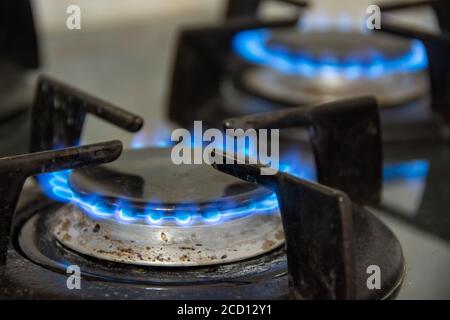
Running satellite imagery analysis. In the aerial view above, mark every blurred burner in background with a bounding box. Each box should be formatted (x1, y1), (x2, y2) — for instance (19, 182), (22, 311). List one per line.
(0, 1), (39, 156)
(232, 29), (428, 108)
(378, 0), (450, 126)
(168, 0), (448, 142)
(229, 0), (428, 108)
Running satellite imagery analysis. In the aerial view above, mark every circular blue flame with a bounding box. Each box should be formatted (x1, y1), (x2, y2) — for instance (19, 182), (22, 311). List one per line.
(37, 149), (428, 226)
(232, 29), (428, 80)
(37, 170), (283, 226)
(37, 143), (317, 227)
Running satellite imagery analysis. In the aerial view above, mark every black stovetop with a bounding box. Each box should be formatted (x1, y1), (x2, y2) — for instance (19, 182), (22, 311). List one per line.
(1, 0), (450, 300)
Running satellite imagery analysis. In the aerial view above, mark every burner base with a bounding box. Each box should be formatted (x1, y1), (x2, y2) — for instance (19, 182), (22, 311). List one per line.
(11, 201), (405, 299)
(51, 204), (284, 267)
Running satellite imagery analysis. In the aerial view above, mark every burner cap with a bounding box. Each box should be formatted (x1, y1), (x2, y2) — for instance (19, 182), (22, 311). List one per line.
(232, 30), (428, 107)
(267, 31), (412, 63)
(69, 147), (271, 211)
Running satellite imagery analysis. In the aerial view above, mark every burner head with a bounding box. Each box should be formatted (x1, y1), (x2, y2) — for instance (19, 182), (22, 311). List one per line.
(233, 29), (428, 108)
(69, 148), (271, 211)
(47, 147), (284, 267)
(267, 30), (414, 62)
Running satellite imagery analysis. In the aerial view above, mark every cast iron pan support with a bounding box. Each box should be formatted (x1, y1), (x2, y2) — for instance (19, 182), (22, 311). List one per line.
(378, 0), (450, 125)
(1, 75), (144, 264)
(31, 75), (144, 152)
(213, 155), (356, 299)
(219, 97), (382, 299)
(168, 18), (298, 128)
(0, 141), (123, 265)
(224, 96), (382, 205)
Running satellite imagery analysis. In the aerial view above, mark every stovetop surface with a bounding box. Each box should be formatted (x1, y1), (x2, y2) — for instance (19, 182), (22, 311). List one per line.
(1, 0), (448, 299)
(2, 139), (447, 299)
(376, 141), (450, 299)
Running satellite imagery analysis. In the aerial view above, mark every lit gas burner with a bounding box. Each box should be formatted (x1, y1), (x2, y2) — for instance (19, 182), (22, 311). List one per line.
(3, 0), (450, 301)
(40, 148), (284, 266)
(6, 76), (408, 300)
(167, 15), (439, 143)
(232, 29), (428, 107)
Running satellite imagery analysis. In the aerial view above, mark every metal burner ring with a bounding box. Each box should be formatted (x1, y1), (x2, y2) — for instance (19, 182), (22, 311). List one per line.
(51, 203), (284, 267)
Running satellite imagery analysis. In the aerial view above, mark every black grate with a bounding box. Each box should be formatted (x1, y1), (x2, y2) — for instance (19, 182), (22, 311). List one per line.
(0, 75), (144, 264)
(379, 0), (450, 125)
(213, 96), (383, 299)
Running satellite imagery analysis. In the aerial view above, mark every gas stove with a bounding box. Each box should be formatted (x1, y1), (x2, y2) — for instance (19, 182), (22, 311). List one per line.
(1, 0), (450, 301)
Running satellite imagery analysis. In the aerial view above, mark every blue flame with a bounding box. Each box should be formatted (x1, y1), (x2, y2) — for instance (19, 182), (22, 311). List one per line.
(37, 150), (429, 226)
(37, 169), (283, 227)
(38, 135), (317, 226)
(383, 160), (429, 181)
(131, 124), (173, 149)
(232, 29), (428, 80)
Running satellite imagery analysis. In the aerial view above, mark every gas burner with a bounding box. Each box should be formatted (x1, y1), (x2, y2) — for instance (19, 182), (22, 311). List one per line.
(233, 29), (428, 107)
(50, 203), (282, 267)
(168, 1), (450, 142)
(378, 0), (450, 126)
(3, 0), (450, 300)
(40, 147), (284, 266)
(0, 75), (407, 299)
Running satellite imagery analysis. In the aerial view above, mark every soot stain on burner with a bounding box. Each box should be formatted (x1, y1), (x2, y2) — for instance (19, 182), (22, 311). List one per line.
(60, 219), (70, 233)
(92, 224), (100, 233)
(179, 246), (196, 251)
(180, 255), (190, 262)
(262, 240), (276, 251)
(275, 230), (284, 241)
